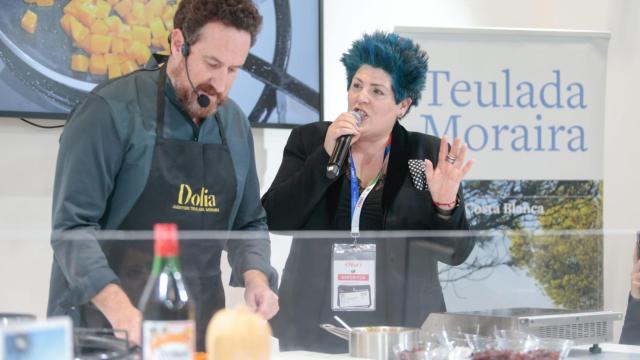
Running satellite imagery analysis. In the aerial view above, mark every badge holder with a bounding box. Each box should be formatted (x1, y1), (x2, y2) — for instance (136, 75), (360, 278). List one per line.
(331, 142), (389, 312)
(331, 242), (376, 311)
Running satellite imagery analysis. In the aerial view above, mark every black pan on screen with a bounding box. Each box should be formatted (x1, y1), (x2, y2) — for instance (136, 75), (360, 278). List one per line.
(0, 0), (320, 124)
(0, 2), (105, 111)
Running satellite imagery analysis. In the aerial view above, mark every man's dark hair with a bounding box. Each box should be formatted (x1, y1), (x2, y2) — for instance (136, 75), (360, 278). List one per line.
(174, 0), (263, 46)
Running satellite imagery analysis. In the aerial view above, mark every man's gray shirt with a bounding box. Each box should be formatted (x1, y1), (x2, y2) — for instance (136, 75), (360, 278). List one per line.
(48, 67), (275, 317)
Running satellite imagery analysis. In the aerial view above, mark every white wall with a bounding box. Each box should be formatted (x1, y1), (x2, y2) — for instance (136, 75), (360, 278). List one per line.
(0, 119), (61, 317)
(1, 0), (638, 340)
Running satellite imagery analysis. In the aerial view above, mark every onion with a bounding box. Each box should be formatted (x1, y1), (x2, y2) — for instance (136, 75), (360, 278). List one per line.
(206, 306), (272, 360)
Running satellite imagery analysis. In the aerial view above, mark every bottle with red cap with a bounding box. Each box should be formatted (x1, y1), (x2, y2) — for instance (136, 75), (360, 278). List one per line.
(138, 223), (195, 359)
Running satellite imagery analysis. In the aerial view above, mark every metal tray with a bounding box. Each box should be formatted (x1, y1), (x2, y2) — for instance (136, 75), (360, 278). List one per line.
(421, 307), (622, 346)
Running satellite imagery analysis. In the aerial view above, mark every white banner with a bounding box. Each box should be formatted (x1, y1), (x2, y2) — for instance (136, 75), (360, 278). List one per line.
(397, 27), (610, 180)
(396, 27), (610, 311)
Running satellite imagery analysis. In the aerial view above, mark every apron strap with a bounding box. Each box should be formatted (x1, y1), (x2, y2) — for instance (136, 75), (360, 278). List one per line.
(156, 65), (167, 137)
(213, 113), (228, 147)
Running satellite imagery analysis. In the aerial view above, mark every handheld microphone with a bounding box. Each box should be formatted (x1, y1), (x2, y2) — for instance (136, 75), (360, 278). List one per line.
(326, 111), (362, 179)
(181, 42), (210, 108)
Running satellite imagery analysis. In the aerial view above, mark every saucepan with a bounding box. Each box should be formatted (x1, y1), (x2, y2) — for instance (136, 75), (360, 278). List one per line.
(320, 323), (420, 360)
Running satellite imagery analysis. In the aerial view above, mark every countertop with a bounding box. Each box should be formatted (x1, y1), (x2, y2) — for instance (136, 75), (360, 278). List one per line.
(272, 352), (361, 359)
(568, 343), (640, 359)
(271, 343), (640, 359)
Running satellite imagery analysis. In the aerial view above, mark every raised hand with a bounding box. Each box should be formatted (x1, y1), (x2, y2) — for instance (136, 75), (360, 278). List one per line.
(424, 136), (473, 210)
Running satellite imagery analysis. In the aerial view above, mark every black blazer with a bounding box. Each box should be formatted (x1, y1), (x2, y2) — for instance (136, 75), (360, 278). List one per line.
(620, 295), (640, 344)
(262, 121), (475, 352)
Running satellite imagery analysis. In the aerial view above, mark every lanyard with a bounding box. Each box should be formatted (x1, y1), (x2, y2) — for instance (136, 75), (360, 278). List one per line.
(350, 137), (391, 238)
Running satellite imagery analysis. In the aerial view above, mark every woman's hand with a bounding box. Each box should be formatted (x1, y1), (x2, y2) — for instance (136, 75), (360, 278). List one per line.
(424, 136), (473, 210)
(323, 112), (361, 156)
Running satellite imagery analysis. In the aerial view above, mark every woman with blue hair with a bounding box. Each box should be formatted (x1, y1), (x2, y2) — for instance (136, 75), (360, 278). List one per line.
(262, 31), (475, 353)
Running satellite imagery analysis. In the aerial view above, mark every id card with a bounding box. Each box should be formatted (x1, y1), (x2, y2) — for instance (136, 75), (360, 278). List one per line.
(332, 243), (376, 311)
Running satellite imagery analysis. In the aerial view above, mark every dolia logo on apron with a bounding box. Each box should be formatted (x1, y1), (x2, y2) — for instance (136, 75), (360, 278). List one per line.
(172, 184), (220, 213)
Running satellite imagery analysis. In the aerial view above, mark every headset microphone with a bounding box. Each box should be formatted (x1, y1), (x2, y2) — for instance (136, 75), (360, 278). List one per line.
(181, 42), (210, 108)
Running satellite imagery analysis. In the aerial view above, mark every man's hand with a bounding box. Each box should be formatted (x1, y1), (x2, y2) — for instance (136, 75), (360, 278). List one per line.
(243, 270), (279, 319)
(631, 243), (640, 300)
(92, 283), (143, 346)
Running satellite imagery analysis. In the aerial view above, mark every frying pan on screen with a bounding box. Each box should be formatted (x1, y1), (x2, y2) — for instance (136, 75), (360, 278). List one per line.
(0, 2), (98, 111)
(0, 0), (319, 123)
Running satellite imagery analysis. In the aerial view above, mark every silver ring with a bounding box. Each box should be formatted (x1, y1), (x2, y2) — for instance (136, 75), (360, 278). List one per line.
(446, 153), (456, 164)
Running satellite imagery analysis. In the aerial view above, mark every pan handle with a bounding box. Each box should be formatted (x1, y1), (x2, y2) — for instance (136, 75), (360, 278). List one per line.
(319, 324), (350, 341)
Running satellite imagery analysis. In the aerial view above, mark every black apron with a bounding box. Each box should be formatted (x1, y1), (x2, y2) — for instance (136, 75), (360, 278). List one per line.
(84, 66), (237, 351)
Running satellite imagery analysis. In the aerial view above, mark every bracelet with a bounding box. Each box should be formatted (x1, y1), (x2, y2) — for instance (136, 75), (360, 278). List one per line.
(433, 198), (458, 209)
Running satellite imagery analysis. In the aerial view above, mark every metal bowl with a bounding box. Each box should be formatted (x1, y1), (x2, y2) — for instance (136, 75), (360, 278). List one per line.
(321, 324), (420, 360)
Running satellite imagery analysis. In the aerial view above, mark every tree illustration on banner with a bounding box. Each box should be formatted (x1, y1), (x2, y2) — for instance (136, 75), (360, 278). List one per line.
(441, 180), (603, 310)
(510, 182), (602, 310)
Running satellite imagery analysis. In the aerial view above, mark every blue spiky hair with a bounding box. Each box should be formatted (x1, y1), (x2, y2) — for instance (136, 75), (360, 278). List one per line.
(340, 31), (429, 108)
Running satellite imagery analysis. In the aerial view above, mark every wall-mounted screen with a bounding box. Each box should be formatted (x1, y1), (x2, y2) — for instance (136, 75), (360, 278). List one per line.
(0, 0), (321, 127)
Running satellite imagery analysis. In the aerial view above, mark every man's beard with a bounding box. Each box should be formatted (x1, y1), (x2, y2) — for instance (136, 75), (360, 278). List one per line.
(174, 74), (226, 120)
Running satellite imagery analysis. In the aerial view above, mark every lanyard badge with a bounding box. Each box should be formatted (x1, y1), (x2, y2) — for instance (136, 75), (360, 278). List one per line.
(330, 137), (390, 312)
(332, 243), (376, 311)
